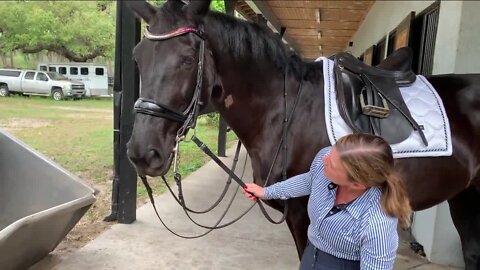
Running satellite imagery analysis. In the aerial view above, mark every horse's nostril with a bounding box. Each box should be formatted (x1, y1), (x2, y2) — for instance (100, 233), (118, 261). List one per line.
(146, 148), (163, 168)
(126, 148), (138, 164)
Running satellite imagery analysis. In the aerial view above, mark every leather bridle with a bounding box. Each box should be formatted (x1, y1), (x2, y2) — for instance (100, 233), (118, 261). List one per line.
(134, 24), (304, 238)
(134, 26), (206, 142)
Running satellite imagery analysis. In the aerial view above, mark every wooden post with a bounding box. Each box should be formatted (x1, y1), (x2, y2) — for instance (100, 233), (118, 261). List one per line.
(10, 50), (14, 68)
(218, 117), (227, 157)
(2, 53), (7, 67)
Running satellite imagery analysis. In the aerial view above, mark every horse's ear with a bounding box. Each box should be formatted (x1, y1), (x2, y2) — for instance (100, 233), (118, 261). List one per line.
(127, 1), (157, 23)
(186, 0), (211, 19)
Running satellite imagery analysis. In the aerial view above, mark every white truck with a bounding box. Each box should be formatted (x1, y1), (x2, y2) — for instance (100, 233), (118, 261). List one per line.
(0, 69), (86, 100)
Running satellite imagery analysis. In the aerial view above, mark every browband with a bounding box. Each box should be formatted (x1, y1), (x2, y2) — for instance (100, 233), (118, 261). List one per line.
(144, 27), (204, 40)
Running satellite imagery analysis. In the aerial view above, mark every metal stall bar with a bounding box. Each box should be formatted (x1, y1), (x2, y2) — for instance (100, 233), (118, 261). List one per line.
(217, 0), (237, 157)
(106, 1), (140, 224)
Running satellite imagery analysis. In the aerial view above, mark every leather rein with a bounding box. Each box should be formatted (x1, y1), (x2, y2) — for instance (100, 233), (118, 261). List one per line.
(134, 25), (304, 238)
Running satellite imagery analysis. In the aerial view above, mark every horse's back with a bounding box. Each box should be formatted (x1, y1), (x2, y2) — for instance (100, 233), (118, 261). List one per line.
(398, 74), (480, 210)
(427, 73), (480, 141)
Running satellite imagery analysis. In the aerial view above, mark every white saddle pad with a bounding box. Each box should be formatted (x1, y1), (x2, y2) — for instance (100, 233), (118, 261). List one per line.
(317, 57), (452, 159)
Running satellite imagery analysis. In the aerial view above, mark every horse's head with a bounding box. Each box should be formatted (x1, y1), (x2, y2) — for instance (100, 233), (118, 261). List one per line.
(126, 0), (216, 176)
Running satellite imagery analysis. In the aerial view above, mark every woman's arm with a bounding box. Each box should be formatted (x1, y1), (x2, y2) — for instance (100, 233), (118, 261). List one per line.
(263, 172), (312, 200)
(244, 146), (332, 201)
(243, 172), (311, 200)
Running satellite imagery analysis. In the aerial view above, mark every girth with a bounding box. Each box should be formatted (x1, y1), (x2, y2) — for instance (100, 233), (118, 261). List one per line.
(333, 52), (428, 146)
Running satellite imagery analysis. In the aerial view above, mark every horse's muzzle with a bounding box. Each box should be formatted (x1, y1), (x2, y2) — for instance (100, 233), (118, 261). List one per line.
(126, 142), (169, 177)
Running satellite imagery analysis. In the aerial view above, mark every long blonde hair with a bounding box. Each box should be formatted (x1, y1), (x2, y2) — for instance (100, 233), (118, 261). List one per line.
(335, 133), (412, 227)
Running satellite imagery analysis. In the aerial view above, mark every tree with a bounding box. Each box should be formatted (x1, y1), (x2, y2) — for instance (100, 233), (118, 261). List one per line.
(0, 0), (224, 64)
(0, 1), (115, 62)
(210, 0), (226, 13)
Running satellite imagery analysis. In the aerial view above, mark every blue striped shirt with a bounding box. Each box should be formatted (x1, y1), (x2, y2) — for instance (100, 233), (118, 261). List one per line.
(264, 147), (398, 270)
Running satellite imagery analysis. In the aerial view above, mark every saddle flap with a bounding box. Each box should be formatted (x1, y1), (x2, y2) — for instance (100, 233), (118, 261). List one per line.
(334, 66), (414, 144)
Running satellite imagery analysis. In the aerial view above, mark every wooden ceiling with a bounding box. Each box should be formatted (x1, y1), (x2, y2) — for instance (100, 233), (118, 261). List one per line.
(235, 0), (374, 61)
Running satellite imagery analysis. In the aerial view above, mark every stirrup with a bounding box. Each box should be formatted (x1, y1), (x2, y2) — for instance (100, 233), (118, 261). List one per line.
(359, 90), (390, 118)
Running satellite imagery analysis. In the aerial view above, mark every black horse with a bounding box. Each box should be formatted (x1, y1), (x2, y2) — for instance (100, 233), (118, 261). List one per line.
(126, 0), (480, 268)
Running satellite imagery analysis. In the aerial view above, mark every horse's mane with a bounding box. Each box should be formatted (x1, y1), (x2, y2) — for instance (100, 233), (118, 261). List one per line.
(207, 11), (321, 81)
(158, 1), (321, 81)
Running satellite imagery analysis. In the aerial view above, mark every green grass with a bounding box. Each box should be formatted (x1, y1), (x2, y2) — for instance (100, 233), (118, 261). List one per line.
(0, 95), (237, 218)
(0, 96), (114, 184)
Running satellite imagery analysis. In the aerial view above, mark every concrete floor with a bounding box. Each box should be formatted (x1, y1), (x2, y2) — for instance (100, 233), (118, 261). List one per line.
(31, 146), (461, 270)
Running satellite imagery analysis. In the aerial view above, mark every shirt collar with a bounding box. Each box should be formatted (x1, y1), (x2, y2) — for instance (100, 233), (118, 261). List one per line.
(324, 181), (382, 220)
(345, 187), (381, 219)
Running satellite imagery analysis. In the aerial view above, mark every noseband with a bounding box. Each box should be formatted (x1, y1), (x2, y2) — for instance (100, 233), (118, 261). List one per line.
(134, 26), (206, 140)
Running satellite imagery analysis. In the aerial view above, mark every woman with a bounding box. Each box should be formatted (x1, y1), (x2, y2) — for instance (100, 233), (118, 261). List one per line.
(243, 133), (411, 270)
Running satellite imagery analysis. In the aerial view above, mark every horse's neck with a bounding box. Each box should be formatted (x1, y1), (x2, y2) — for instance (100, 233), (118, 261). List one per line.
(213, 65), (287, 148)
(204, 18), (329, 183)
(207, 57), (290, 174)
(204, 27), (287, 149)
(212, 67), (328, 183)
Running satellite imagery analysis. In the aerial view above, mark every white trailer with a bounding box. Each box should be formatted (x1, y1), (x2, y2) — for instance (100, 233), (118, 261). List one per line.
(38, 63), (109, 97)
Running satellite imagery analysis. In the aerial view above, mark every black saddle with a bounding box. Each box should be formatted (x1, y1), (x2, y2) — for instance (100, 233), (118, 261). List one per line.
(333, 47), (428, 145)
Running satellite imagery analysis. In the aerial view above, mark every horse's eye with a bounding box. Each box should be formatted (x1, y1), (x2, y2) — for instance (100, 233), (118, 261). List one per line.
(182, 56), (195, 66)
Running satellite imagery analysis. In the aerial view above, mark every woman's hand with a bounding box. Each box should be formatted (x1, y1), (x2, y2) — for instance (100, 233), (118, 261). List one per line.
(243, 183), (265, 202)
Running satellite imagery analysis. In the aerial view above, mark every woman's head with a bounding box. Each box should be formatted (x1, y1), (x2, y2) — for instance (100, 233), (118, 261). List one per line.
(335, 133), (393, 187)
(331, 133), (412, 227)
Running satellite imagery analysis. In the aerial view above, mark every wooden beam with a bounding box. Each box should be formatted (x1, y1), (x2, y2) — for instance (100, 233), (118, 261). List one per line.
(247, 0), (300, 52)
(225, 0), (236, 15)
(256, 14), (267, 25)
(235, 1), (256, 21)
